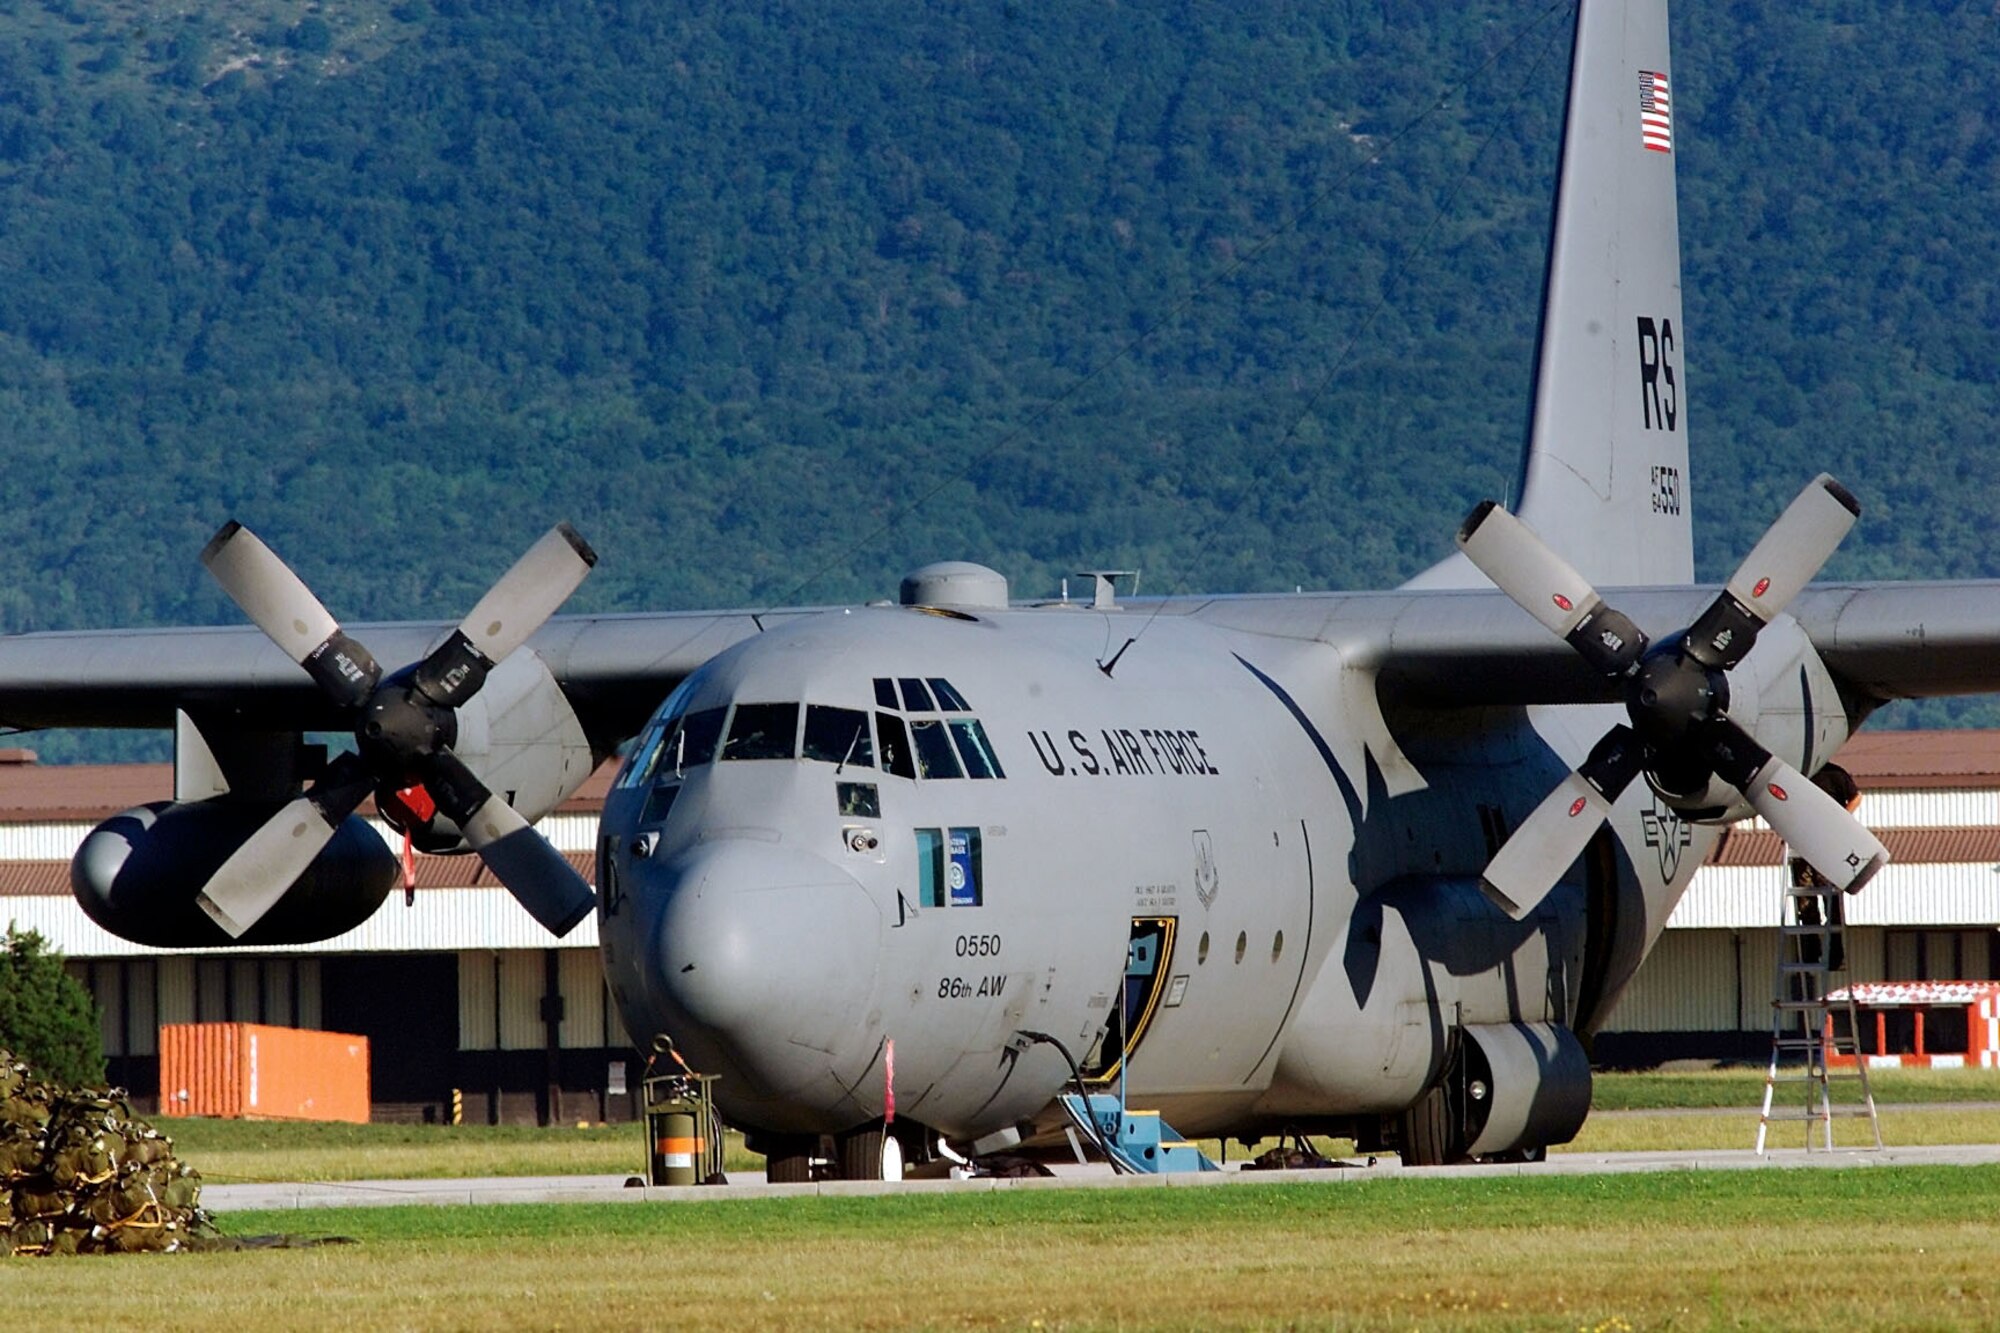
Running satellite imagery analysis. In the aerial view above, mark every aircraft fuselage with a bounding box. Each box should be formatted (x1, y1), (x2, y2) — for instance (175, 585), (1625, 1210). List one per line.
(594, 598), (1737, 1148)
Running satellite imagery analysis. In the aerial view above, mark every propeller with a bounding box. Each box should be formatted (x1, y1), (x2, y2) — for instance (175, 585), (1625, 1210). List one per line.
(1458, 475), (1887, 919)
(193, 521), (600, 939)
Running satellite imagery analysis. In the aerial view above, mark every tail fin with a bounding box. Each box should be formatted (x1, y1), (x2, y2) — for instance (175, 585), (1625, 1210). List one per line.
(1409, 0), (1692, 590)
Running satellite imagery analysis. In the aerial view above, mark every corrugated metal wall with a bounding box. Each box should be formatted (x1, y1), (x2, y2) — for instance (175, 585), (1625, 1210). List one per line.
(82, 955), (328, 1057)
(497, 951), (543, 1050)
(1605, 925), (1995, 1036)
(458, 950), (498, 1050)
(159, 957), (195, 1026)
(197, 959), (226, 1023)
(557, 948), (603, 1049)
(1602, 929), (1745, 1033)
(90, 960), (119, 1058)
(0, 822), (98, 860)
(296, 958), (323, 1028)
(126, 959), (156, 1055)
(1859, 790), (2000, 828)
(1676, 863), (2000, 929)
(455, 948), (633, 1052)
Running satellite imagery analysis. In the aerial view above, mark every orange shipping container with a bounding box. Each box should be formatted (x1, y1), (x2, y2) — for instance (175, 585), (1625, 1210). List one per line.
(157, 1023), (370, 1123)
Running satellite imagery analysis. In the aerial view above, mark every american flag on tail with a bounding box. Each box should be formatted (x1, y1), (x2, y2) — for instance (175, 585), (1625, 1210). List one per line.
(1639, 70), (1672, 153)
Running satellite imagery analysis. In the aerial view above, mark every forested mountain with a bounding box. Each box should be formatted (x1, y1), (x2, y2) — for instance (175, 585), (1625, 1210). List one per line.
(0, 1), (1995, 755)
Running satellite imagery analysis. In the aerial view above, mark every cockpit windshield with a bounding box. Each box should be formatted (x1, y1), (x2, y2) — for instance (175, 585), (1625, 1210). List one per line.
(722, 703), (799, 760)
(803, 705), (873, 768)
(615, 670), (997, 788)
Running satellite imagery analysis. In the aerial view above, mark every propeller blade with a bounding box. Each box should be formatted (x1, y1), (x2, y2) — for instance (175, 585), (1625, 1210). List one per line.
(461, 796), (597, 937)
(194, 753), (375, 937)
(422, 749), (596, 937)
(410, 524), (598, 710)
(1683, 474), (1860, 671)
(202, 521), (381, 708)
(1742, 755), (1886, 893)
(1705, 720), (1887, 893)
(1456, 501), (1647, 677)
(1479, 726), (1644, 920)
(455, 523), (598, 663)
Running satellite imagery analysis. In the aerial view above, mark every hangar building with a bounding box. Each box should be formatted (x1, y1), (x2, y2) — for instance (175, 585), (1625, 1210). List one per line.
(2, 730), (1995, 1121)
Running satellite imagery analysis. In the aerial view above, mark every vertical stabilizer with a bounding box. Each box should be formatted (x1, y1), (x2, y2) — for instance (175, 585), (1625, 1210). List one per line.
(1409, 0), (1692, 590)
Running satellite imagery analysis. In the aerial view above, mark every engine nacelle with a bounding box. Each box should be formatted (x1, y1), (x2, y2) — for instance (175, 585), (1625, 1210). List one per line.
(407, 649), (597, 852)
(1459, 1020), (1592, 1158)
(72, 800), (398, 948)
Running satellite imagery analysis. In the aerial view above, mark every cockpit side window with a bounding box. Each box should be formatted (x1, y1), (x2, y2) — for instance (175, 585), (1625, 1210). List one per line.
(722, 702), (800, 760)
(929, 678), (971, 711)
(876, 712), (916, 779)
(803, 705), (874, 768)
(674, 707), (727, 770)
(615, 722), (670, 790)
(909, 719), (963, 779)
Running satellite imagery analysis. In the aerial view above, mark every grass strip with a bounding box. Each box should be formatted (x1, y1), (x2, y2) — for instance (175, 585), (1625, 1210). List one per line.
(11, 1165), (2000, 1328)
(1588, 1066), (2000, 1110)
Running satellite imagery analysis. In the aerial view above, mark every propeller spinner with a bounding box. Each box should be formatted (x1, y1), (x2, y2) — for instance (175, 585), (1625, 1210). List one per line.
(193, 522), (600, 939)
(1457, 475), (1887, 919)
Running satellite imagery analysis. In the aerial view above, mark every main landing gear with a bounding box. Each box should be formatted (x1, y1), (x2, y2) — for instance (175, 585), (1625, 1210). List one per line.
(755, 1120), (917, 1182)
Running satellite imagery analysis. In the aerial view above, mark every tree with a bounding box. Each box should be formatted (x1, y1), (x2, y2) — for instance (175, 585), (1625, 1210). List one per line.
(0, 925), (105, 1088)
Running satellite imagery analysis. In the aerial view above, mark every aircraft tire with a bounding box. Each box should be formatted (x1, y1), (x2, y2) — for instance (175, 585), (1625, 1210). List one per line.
(835, 1124), (888, 1181)
(1398, 1085), (1455, 1167)
(765, 1137), (814, 1183)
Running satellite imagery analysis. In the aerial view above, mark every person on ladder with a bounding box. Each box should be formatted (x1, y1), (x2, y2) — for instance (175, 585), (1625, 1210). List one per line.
(1791, 763), (1863, 984)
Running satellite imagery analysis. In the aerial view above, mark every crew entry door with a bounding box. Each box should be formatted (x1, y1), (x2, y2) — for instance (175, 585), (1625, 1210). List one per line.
(1082, 916), (1176, 1082)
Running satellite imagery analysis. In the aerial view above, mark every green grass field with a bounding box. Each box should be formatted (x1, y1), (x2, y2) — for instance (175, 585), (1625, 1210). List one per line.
(1588, 1065), (2000, 1111)
(12, 1168), (2000, 1328)
(11, 1071), (2000, 1326)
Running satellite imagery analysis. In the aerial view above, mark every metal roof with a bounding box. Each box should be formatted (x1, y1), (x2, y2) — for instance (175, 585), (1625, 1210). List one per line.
(1834, 729), (2000, 790)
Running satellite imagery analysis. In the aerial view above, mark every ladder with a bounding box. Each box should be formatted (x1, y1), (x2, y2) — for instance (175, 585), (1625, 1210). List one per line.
(1756, 855), (1882, 1153)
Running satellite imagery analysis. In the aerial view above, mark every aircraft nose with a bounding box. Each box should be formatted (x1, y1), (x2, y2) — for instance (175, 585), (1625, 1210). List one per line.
(644, 840), (881, 1098)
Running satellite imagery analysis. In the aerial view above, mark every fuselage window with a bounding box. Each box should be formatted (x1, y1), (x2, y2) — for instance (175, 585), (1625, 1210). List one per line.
(897, 677), (937, 712)
(803, 705), (874, 768)
(876, 712), (916, 779)
(915, 826), (983, 907)
(947, 718), (1004, 779)
(838, 782), (880, 818)
(873, 677), (899, 709)
(915, 828), (946, 907)
(929, 678), (971, 711)
(909, 719), (963, 779)
(641, 783), (680, 827)
(721, 702), (799, 761)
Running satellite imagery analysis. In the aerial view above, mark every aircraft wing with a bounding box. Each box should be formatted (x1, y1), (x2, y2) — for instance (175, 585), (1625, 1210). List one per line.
(0, 611), (768, 742)
(1784, 582), (2000, 701)
(1189, 581), (2000, 708)
(0, 579), (1994, 743)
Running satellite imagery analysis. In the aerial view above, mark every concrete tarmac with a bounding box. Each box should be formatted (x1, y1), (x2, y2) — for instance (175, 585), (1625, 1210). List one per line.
(204, 1141), (2000, 1213)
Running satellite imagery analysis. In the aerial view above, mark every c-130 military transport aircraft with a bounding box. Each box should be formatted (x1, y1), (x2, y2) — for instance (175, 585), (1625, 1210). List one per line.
(4, 0), (1995, 1179)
